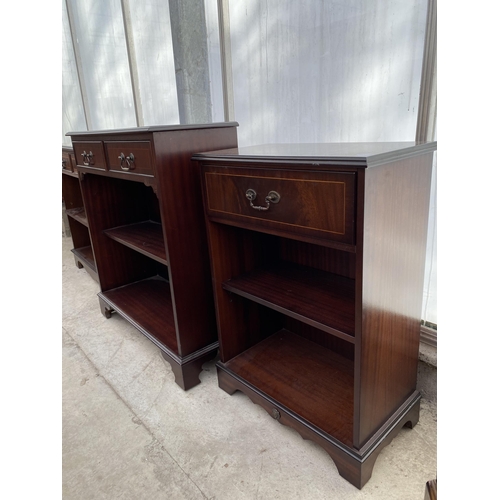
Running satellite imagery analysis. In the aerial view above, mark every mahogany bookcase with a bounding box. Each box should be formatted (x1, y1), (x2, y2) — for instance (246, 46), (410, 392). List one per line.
(62, 145), (98, 281)
(67, 123), (238, 390)
(194, 142), (436, 488)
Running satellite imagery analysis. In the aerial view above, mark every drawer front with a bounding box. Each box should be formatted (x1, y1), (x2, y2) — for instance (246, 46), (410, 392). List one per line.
(105, 141), (154, 177)
(203, 168), (356, 244)
(62, 151), (72, 172)
(73, 141), (107, 170)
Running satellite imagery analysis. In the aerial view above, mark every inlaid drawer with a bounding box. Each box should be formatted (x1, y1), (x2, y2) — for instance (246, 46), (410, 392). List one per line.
(105, 141), (154, 177)
(203, 167), (356, 245)
(73, 141), (107, 171)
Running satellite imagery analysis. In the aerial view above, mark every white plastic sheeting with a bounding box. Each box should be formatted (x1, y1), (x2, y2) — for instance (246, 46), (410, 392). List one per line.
(62, 0), (180, 140)
(227, 0), (428, 147)
(62, 0), (86, 145)
(65, 0), (137, 131)
(125, 0), (179, 126)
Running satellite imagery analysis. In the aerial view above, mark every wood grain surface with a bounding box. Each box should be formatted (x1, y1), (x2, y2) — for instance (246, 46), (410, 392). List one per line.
(224, 329), (354, 446)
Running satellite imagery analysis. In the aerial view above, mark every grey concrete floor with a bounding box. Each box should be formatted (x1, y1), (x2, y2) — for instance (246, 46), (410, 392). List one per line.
(62, 235), (437, 499)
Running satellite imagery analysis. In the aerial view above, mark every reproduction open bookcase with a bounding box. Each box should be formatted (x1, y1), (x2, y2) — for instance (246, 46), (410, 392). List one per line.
(67, 123), (238, 390)
(194, 142), (436, 488)
(62, 146), (98, 281)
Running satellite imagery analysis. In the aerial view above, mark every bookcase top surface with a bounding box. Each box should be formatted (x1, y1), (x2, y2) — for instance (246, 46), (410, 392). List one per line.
(66, 121), (239, 137)
(193, 141), (436, 167)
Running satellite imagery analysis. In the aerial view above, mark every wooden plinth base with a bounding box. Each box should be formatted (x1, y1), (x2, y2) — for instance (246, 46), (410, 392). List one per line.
(217, 363), (420, 489)
(160, 348), (216, 391)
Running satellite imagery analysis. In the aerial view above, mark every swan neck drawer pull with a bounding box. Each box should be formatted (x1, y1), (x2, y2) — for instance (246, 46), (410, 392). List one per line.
(81, 151), (94, 165)
(245, 189), (280, 212)
(118, 152), (135, 171)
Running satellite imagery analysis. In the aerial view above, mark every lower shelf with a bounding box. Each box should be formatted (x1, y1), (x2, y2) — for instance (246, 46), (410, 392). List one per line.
(98, 276), (219, 391)
(218, 361), (421, 489)
(66, 206), (88, 226)
(99, 276), (178, 352)
(104, 221), (167, 265)
(223, 329), (354, 447)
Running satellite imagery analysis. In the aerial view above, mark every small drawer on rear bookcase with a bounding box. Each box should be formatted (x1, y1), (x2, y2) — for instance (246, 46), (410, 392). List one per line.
(73, 141), (107, 171)
(105, 141), (154, 177)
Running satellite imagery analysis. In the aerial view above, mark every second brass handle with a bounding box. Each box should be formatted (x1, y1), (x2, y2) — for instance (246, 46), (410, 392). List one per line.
(118, 153), (135, 171)
(81, 150), (94, 165)
(245, 189), (280, 211)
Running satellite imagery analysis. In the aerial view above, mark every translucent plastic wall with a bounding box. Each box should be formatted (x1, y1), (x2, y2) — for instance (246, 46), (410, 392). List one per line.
(228, 0), (428, 147)
(62, 0), (180, 143)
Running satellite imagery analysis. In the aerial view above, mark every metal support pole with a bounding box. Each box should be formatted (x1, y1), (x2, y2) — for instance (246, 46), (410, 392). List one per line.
(217, 0), (235, 122)
(65, 0), (92, 130)
(168, 0), (212, 124)
(121, 0), (144, 127)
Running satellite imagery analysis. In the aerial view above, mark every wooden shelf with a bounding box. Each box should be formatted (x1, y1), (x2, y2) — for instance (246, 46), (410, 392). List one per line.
(71, 246), (96, 272)
(223, 262), (355, 341)
(99, 276), (177, 353)
(66, 207), (88, 227)
(224, 329), (354, 447)
(62, 169), (78, 179)
(104, 221), (167, 265)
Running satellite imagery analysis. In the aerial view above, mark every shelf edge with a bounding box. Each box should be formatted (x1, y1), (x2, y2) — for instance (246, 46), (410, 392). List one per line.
(222, 281), (355, 344)
(103, 222), (168, 266)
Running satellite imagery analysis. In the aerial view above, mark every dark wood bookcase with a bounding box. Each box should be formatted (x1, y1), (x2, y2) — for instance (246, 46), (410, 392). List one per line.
(66, 123), (238, 390)
(194, 142), (436, 488)
(62, 146), (98, 281)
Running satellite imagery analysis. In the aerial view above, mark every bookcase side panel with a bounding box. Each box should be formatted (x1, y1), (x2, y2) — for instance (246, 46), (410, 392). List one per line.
(154, 127), (238, 356)
(356, 153), (433, 447)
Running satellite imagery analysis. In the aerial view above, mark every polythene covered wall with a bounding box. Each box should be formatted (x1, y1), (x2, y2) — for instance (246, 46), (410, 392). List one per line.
(228, 0), (428, 146)
(62, 0), (87, 140)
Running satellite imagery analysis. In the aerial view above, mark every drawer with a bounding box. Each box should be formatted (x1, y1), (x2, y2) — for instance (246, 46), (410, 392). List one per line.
(105, 141), (154, 177)
(203, 168), (356, 245)
(62, 151), (73, 172)
(73, 141), (107, 170)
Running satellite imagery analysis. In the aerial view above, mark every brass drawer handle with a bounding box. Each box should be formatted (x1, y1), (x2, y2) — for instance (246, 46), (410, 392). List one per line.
(245, 189), (280, 212)
(118, 152), (135, 171)
(81, 150), (94, 165)
(62, 159), (67, 169)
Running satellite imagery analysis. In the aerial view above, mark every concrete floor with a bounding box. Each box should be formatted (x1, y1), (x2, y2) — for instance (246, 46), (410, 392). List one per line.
(62, 234), (437, 499)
